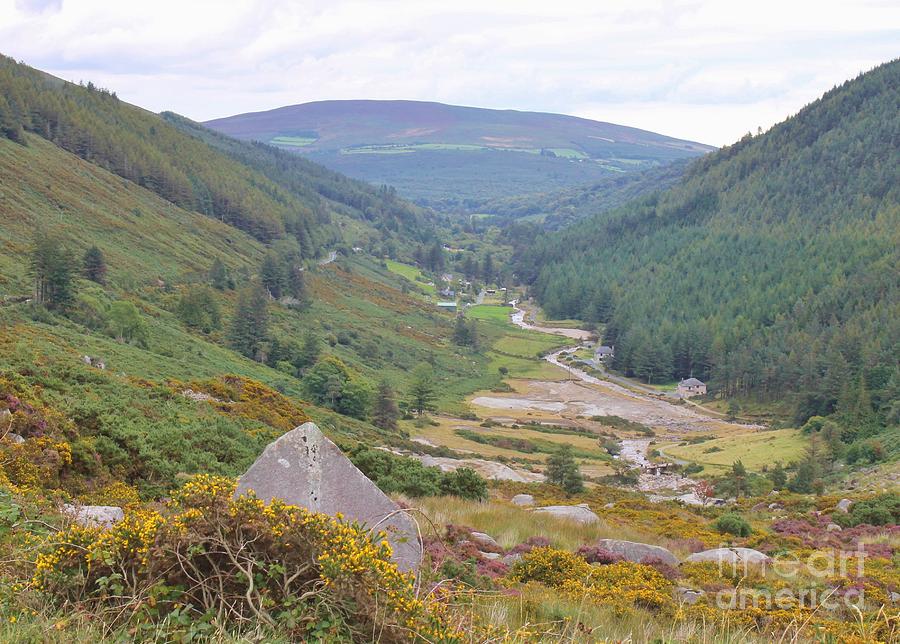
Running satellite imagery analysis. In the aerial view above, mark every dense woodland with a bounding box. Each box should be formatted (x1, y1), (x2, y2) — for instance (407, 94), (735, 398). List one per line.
(0, 56), (435, 258)
(515, 60), (899, 452)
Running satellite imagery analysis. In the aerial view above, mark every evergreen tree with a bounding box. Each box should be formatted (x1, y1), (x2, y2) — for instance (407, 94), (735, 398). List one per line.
(730, 460), (748, 497)
(545, 444), (584, 495)
(408, 363), (437, 415)
(259, 252), (284, 299)
(286, 264), (309, 305)
(481, 253), (494, 284)
(372, 381), (400, 430)
(228, 283), (269, 361)
(176, 285), (221, 333)
(767, 461), (787, 489)
(296, 332), (321, 372)
(82, 245), (107, 285)
(209, 257), (230, 290)
(29, 233), (76, 310)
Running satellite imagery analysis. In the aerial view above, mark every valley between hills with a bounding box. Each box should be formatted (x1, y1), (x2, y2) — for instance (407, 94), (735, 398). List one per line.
(0, 51), (896, 642)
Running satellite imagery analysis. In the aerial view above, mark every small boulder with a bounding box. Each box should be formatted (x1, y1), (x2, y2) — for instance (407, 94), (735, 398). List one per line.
(4, 433), (24, 444)
(63, 504), (124, 529)
(532, 504), (599, 524)
(236, 422), (422, 572)
(502, 553), (522, 566)
(603, 502), (616, 509)
(768, 502), (783, 510)
(836, 499), (853, 513)
(470, 531), (499, 549)
(890, 591), (899, 603)
(511, 494), (534, 506)
(826, 523), (842, 532)
(676, 587), (705, 605)
(595, 539), (678, 567)
(686, 547), (770, 566)
(479, 551), (502, 561)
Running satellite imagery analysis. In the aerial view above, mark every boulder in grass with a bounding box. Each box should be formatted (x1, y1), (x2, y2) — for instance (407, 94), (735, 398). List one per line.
(63, 504), (124, 529)
(470, 531), (500, 549)
(236, 422), (422, 572)
(836, 499), (853, 513)
(532, 504), (599, 524)
(686, 547), (770, 566)
(594, 539), (679, 567)
(511, 494), (534, 506)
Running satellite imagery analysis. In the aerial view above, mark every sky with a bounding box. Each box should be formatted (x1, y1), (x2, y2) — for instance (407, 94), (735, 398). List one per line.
(1, 0), (897, 146)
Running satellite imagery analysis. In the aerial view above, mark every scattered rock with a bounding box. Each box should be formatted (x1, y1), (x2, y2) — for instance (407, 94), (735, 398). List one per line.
(511, 493), (535, 506)
(479, 551), (502, 561)
(686, 547), (770, 566)
(595, 539), (679, 567)
(532, 504), (599, 524)
(890, 591), (899, 603)
(676, 587), (705, 605)
(603, 502), (616, 509)
(4, 432), (24, 444)
(502, 553), (522, 566)
(826, 523), (842, 532)
(63, 504), (124, 529)
(836, 499), (853, 513)
(768, 502), (784, 510)
(470, 531), (499, 549)
(236, 422), (422, 572)
(180, 389), (222, 403)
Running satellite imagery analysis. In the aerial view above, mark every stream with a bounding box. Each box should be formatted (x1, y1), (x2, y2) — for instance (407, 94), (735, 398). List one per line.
(509, 303), (707, 504)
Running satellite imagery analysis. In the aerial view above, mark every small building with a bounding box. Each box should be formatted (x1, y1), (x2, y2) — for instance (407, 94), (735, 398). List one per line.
(677, 377), (707, 398)
(439, 287), (456, 297)
(437, 301), (457, 312)
(595, 345), (615, 362)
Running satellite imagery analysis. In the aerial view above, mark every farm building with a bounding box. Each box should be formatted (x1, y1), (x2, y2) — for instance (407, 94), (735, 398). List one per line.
(595, 345), (615, 362)
(437, 301), (457, 312)
(677, 377), (707, 397)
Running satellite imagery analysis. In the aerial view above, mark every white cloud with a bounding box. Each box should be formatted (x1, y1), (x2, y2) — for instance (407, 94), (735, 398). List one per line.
(0, 0), (896, 145)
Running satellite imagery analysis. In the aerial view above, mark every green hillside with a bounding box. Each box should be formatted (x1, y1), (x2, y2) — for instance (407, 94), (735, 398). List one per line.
(516, 60), (899, 454)
(204, 99), (713, 207)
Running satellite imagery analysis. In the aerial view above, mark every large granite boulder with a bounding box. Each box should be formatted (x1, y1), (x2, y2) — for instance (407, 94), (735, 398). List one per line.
(532, 503), (599, 524)
(595, 539), (679, 567)
(836, 498), (853, 513)
(62, 504), (124, 529)
(236, 422), (422, 572)
(511, 494), (535, 506)
(686, 547), (770, 566)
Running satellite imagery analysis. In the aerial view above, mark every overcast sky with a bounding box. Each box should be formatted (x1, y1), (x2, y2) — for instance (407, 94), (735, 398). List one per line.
(2, 1), (897, 146)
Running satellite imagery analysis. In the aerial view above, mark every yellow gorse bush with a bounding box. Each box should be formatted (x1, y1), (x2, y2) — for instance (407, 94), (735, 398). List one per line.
(32, 474), (462, 642)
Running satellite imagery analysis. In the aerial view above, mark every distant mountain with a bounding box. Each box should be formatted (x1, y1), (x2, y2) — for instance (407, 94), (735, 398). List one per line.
(515, 60), (899, 454)
(204, 100), (714, 207)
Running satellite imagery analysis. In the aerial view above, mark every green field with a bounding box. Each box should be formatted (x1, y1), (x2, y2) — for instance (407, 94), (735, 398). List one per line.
(659, 428), (808, 473)
(384, 259), (436, 294)
(269, 135), (317, 147)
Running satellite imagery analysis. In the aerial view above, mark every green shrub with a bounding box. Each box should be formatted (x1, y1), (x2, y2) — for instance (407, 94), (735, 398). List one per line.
(833, 492), (899, 528)
(714, 513), (752, 537)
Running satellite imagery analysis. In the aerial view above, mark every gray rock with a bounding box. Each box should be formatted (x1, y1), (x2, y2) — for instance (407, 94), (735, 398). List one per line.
(470, 531), (499, 549)
(676, 587), (705, 605)
(890, 591), (899, 603)
(836, 499), (853, 513)
(768, 502), (783, 510)
(686, 547), (770, 566)
(236, 422), (422, 572)
(63, 504), (124, 528)
(603, 502), (616, 509)
(826, 523), (842, 532)
(595, 539), (679, 566)
(511, 493), (534, 506)
(4, 432), (24, 444)
(502, 553), (522, 566)
(479, 551), (502, 561)
(532, 504), (599, 524)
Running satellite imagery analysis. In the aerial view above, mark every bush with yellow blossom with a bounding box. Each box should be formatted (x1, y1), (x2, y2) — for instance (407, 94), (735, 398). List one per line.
(32, 474), (460, 642)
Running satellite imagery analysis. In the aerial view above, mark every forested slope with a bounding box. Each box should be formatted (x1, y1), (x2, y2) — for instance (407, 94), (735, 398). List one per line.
(516, 60), (899, 449)
(0, 55), (434, 254)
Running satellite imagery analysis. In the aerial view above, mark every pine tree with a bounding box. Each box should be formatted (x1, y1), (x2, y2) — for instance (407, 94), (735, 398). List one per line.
(82, 245), (107, 285)
(408, 363), (437, 415)
(546, 444), (584, 495)
(296, 332), (320, 371)
(29, 233), (76, 310)
(228, 283), (269, 360)
(481, 253), (494, 284)
(372, 381), (400, 430)
(209, 257), (230, 290)
(259, 252), (284, 299)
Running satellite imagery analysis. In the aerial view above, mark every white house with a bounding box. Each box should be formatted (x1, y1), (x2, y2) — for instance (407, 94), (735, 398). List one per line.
(677, 378), (707, 398)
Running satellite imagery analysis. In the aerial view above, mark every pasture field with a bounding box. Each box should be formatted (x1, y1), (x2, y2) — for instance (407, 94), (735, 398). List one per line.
(269, 135), (317, 147)
(659, 428), (807, 473)
(384, 259), (436, 294)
